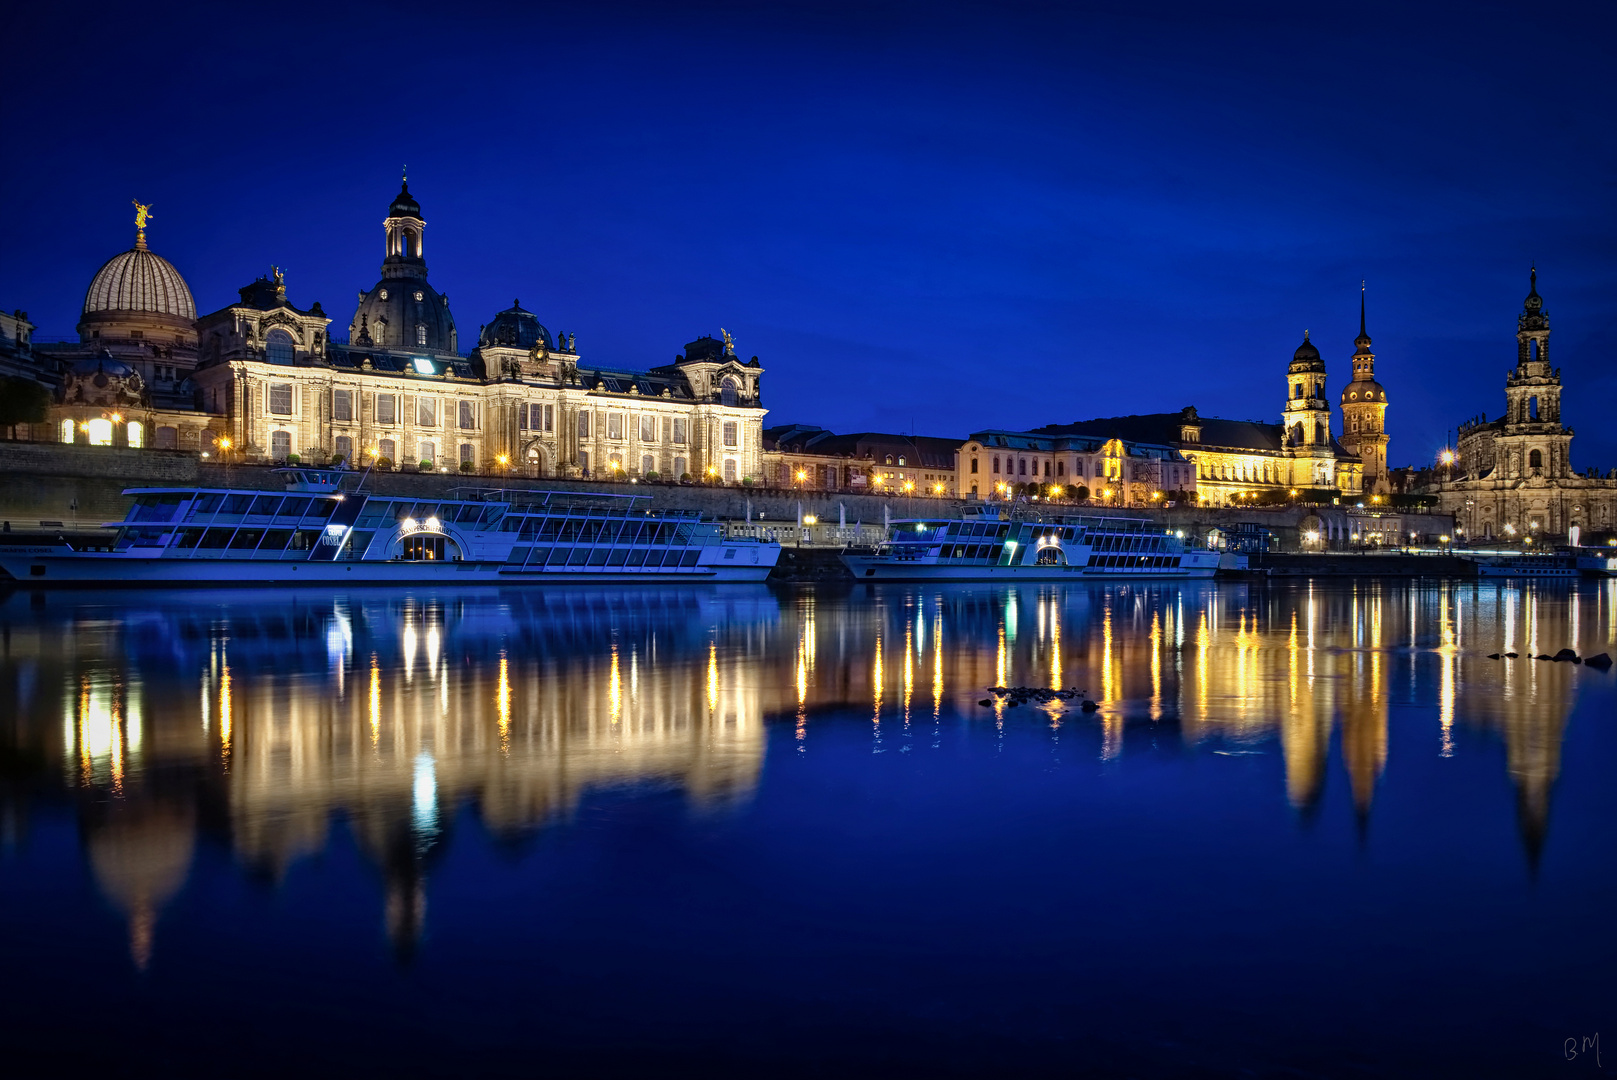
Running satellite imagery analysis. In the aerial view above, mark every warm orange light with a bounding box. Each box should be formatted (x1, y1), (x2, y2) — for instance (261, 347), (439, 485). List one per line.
(795, 469), (807, 482)
(1440, 450), (1455, 465)
(217, 437), (231, 450)
(903, 480), (915, 493)
(109, 412), (123, 423)
(933, 483), (946, 494)
(496, 453), (509, 466)
(1150, 490), (1163, 500)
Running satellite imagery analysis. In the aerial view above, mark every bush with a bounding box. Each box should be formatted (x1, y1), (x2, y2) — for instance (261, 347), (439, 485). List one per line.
(680, 472), (692, 482)
(459, 460), (475, 473)
(418, 459), (434, 471)
(284, 452), (301, 464)
(1074, 485), (1091, 501)
(645, 471), (660, 482)
(741, 476), (754, 487)
(329, 453), (347, 467)
(375, 457), (393, 469)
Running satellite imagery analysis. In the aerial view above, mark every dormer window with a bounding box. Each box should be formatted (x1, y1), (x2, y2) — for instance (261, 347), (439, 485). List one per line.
(379, 288), (389, 300)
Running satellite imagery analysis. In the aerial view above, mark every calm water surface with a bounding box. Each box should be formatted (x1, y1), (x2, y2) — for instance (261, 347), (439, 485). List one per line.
(1, 580), (1614, 1078)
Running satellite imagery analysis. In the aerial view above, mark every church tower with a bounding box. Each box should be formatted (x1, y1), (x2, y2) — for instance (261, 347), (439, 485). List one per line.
(1338, 285), (1390, 493)
(1494, 268), (1572, 481)
(348, 175), (457, 355)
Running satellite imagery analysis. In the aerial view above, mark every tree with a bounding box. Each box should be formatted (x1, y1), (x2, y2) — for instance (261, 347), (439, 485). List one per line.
(1074, 485), (1091, 502)
(0, 376), (50, 439)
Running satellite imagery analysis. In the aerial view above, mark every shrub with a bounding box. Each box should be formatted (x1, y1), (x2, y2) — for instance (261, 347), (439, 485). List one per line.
(459, 460), (475, 473)
(375, 457), (393, 469)
(741, 476), (754, 487)
(1074, 485), (1091, 501)
(284, 452), (301, 464)
(329, 453), (347, 467)
(418, 459), (434, 471)
(680, 472), (692, 482)
(645, 471), (660, 482)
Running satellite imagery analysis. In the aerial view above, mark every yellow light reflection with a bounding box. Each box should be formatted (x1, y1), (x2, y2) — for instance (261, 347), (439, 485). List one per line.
(608, 643), (621, 725)
(498, 650), (512, 750)
(369, 654), (381, 747)
(707, 641), (719, 714)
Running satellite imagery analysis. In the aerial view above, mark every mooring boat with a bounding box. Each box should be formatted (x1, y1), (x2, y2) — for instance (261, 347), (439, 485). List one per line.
(840, 513), (1223, 581)
(0, 469), (779, 586)
(1474, 553), (1578, 579)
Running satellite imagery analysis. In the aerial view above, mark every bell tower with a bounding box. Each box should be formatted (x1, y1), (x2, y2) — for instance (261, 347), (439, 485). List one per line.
(1495, 267), (1572, 480)
(381, 173), (428, 282)
(1338, 284), (1390, 492)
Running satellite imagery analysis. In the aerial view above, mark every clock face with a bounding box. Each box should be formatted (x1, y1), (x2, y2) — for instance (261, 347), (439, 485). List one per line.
(379, 289), (388, 300)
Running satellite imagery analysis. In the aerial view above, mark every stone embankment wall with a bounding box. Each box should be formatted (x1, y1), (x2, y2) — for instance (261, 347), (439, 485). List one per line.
(0, 444), (1454, 549)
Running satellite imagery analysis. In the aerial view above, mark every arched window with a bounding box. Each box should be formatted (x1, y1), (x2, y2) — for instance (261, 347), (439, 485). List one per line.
(127, 421), (143, 448)
(418, 440), (435, 466)
(642, 454), (654, 475)
(1055, 462), (1064, 477)
(265, 329), (295, 365)
(416, 324), (428, 346)
(60, 419), (75, 444)
(673, 456), (687, 479)
(1529, 449), (1543, 470)
(1314, 422), (1326, 444)
(898, 456), (906, 466)
(720, 376), (740, 407)
(1528, 396), (1539, 420)
(335, 435), (353, 461)
(270, 430), (291, 459)
(378, 438), (396, 464)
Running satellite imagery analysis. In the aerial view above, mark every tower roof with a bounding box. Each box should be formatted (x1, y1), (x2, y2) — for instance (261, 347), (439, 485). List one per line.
(83, 244), (196, 320)
(1355, 283), (1372, 349)
(388, 178), (422, 221)
(1289, 329), (1325, 373)
(1518, 266), (1549, 333)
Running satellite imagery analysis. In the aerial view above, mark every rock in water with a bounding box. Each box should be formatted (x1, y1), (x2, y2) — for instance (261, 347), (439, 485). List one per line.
(1584, 653), (1612, 671)
(1553, 648), (1580, 663)
(1487, 653), (1501, 659)
(978, 699), (993, 707)
(1504, 652), (1519, 658)
(1080, 700), (1099, 713)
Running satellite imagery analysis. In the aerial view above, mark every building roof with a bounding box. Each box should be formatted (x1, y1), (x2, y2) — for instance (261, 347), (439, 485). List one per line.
(769, 429), (962, 468)
(83, 240), (196, 320)
(1029, 412), (1358, 460)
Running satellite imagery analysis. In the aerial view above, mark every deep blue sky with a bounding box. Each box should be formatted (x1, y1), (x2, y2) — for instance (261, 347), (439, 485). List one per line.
(5, 1), (1615, 468)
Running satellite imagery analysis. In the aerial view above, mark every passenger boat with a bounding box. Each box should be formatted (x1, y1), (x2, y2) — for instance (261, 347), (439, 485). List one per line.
(1574, 552), (1617, 578)
(0, 469), (779, 586)
(840, 512), (1223, 581)
(1475, 553), (1578, 579)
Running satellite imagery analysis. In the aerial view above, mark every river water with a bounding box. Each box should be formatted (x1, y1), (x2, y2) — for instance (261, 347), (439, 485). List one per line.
(1, 580), (1613, 1078)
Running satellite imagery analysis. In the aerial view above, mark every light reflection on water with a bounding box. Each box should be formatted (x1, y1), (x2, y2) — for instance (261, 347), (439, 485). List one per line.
(1, 579), (1614, 1073)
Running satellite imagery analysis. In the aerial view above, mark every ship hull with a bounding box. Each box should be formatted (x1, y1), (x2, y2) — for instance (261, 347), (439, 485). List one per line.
(840, 556), (1218, 582)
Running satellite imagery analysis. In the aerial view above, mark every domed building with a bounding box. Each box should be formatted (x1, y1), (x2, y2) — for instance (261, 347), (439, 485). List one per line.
(347, 181), (458, 355)
(74, 205), (199, 386)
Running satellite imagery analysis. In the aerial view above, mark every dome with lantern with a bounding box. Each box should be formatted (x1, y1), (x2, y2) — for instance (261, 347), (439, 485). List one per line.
(78, 205), (198, 346)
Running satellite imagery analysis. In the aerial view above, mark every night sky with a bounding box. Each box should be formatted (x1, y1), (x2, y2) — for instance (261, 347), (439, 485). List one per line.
(5, 1), (1615, 468)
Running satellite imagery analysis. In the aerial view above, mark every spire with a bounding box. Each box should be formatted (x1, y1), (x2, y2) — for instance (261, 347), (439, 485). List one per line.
(1359, 280), (1366, 337)
(1355, 281), (1373, 349)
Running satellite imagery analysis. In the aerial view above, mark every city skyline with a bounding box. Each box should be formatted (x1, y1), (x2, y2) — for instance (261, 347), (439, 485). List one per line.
(4, 2), (1615, 467)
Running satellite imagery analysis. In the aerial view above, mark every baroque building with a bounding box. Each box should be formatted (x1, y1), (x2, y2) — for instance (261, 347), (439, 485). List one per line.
(19, 179), (772, 480)
(1337, 287), (1390, 492)
(761, 426), (965, 495)
(1437, 270), (1617, 540)
(953, 430), (1196, 505)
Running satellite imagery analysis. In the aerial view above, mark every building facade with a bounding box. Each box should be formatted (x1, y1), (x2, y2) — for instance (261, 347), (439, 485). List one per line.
(761, 426), (964, 495)
(1436, 271), (1617, 540)
(15, 184), (769, 480)
(1337, 288), (1390, 493)
(953, 430), (1197, 506)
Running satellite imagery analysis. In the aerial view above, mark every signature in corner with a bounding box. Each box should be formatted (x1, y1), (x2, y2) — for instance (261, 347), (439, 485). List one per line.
(1565, 1033), (1601, 1067)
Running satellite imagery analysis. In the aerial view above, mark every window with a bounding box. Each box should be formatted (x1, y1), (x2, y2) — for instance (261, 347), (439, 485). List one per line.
(970, 458), (978, 474)
(723, 422), (738, 448)
(1529, 396), (1540, 420)
(379, 438), (396, 463)
(418, 397), (437, 427)
(419, 440), (436, 465)
(641, 454), (654, 475)
(578, 411), (591, 438)
(1044, 461), (1051, 477)
(1018, 459), (1026, 475)
(271, 430), (291, 459)
(672, 418), (687, 444)
(1530, 449), (1543, 469)
(898, 456), (906, 466)
(416, 324), (427, 346)
(723, 459), (737, 483)
(269, 383), (293, 415)
(335, 435), (353, 460)
(460, 443), (474, 465)
(334, 389), (353, 421)
(127, 421), (143, 449)
(992, 455), (999, 474)
(266, 329), (295, 365)
(518, 404), (529, 430)
(607, 412), (624, 440)
(458, 400), (476, 430)
(579, 450), (590, 473)
(1055, 462), (1064, 477)
(543, 404), (554, 432)
(640, 415), (657, 442)
(376, 394), (396, 424)
(155, 426), (177, 450)
(674, 456), (688, 478)
(720, 376), (740, 407)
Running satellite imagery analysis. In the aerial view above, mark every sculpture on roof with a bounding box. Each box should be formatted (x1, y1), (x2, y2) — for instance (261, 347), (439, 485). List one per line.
(720, 327), (735, 355)
(132, 200), (153, 231)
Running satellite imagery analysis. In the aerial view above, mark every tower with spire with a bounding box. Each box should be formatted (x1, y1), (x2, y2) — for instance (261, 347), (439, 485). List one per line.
(1493, 267), (1571, 481)
(1338, 284), (1391, 493)
(1279, 329), (1340, 489)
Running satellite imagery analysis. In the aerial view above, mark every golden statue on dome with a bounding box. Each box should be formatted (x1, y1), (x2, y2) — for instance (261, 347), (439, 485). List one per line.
(132, 200), (153, 244)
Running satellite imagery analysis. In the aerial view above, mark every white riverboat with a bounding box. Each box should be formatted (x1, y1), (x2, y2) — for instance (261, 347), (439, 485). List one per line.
(840, 512), (1224, 581)
(1575, 552), (1617, 577)
(0, 469), (779, 586)
(1474, 553), (1578, 579)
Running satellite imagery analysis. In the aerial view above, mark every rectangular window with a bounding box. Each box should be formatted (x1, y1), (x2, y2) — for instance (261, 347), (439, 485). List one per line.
(271, 430), (291, 458)
(578, 411), (591, 438)
(992, 455), (1000, 474)
(608, 412), (623, 440)
(419, 440), (435, 465)
(672, 418), (687, 445)
(376, 394), (396, 424)
(579, 450), (590, 473)
(379, 438), (396, 463)
(723, 422), (738, 448)
(418, 397), (437, 427)
(970, 458), (978, 474)
(460, 442), (474, 464)
(269, 383), (293, 416)
(639, 415), (657, 442)
(543, 404), (554, 432)
(518, 404), (529, 430)
(333, 389), (353, 421)
(458, 400), (475, 430)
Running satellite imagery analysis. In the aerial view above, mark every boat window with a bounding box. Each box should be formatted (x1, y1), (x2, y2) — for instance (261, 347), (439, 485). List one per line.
(225, 494), (254, 514)
(625, 548), (647, 566)
(248, 495), (284, 516)
(230, 529), (264, 550)
(538, 519), (562, 541)
(289, 530), (321, 551)
(173, 528), (206, 549)
(680, 550), (700, 567)
(347, 531), (374, 558)
(199, 528), (235, 549)
(259, 530), (293, 550)
(132, 494), (184, 522)
(191, 493), (225, 516)
(310, 500), (341, 519)
(401, 535), (446, 561)
(278, 497), (314, 519)
(451, 504), (481, 523)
